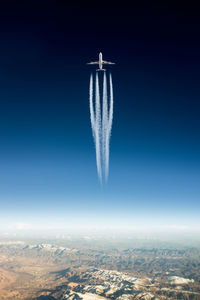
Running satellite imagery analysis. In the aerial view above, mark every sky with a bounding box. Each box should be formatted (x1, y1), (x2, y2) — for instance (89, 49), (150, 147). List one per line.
(0, 2), (200, 233)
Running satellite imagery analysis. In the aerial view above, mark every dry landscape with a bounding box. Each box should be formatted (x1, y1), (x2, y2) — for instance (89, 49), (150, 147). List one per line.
(0, 237), (200, 299)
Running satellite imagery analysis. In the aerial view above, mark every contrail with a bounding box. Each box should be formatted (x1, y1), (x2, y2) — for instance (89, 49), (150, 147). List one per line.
(89, 71), (113, 183)
(95, 72), (102, 182)
(102, 71), (108, 178)
(108, 73), (113, 134)
(89, 73), (95, 139)
(104, 73), (113, 181)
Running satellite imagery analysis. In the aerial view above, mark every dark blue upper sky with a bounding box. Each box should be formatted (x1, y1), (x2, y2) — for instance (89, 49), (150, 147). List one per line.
(0, 2), (200, 231)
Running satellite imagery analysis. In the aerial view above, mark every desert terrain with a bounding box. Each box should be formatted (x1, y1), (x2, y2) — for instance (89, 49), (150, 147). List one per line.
(0, 237), (200, 299)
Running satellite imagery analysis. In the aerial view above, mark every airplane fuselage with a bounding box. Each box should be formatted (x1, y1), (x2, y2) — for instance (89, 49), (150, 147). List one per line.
(99, 52), (103, 70)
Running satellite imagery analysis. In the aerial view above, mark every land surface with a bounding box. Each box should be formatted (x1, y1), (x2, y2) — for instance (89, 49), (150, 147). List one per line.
(0, 236), (200, 299)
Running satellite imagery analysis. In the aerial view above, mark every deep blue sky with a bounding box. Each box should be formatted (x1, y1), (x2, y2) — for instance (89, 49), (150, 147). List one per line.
(0, 2), (200, 232)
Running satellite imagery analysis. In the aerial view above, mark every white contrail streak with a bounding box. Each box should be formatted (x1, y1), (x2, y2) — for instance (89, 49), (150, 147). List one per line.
(104, 73), (113, 181)
(95, 72), (102, 182)
(108, 73), (113, 134)
(89, 71), (113, 183)
(89, 73), (95, 139)
(102, 71), (108, 177)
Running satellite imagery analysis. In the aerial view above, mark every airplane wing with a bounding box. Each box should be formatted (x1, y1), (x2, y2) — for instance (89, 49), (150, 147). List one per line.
(102, 60), (115, 65)
(87, 61), (99, 65)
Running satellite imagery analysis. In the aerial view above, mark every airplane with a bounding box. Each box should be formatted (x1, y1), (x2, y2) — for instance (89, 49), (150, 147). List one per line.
(87, 52), (115, 71)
